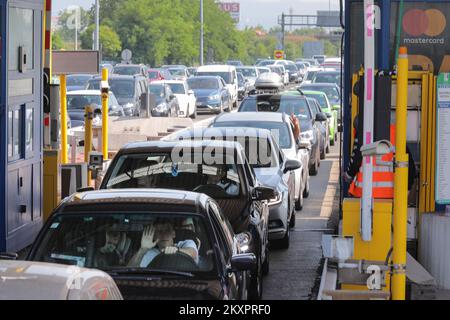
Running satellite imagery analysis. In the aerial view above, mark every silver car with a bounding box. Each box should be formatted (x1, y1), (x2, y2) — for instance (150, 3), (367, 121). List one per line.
(0, 260), (123, 300)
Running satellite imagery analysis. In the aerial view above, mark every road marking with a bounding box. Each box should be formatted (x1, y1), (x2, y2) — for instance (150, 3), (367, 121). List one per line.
(320, 157), (340, 218)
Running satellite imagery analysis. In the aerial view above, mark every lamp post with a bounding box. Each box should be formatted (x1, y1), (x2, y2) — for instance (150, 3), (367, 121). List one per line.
(200, 0), (204, 65)
(94, 0), (99, 51)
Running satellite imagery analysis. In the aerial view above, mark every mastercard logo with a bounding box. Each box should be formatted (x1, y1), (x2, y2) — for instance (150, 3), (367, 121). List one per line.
(403, 9), (446, 37)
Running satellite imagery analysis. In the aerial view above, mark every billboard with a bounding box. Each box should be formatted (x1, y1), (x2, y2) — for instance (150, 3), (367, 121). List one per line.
(218, 2), (240, 23)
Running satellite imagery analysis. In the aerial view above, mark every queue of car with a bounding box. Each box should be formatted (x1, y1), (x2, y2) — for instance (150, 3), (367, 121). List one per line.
(0, 56), (344, 300)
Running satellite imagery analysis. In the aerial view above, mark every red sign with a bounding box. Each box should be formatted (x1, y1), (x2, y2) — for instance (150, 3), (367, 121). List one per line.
(218, 2), (240, 23)
(274, 50), (284, 60)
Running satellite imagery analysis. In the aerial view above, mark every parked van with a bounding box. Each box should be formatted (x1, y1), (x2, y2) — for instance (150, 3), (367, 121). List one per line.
(196, 65), (238, 109)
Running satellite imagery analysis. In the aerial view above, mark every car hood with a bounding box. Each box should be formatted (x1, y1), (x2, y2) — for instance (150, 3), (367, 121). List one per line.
(113, 277), (223, 300)
(192, 89), (219, 98)
(254, 167), (282, 188)
(68, 107), (101, 121)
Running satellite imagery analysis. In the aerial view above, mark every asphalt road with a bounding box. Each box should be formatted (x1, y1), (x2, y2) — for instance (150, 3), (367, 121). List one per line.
(262, 138), (341, 300)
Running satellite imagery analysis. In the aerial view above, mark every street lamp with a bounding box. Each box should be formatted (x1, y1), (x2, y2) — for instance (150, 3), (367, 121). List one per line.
(94, 0), (99, 51)
(200, 0), (204, 66)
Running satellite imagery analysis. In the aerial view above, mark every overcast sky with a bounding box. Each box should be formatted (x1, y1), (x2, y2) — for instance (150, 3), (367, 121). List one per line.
(54, 0), (341, 29)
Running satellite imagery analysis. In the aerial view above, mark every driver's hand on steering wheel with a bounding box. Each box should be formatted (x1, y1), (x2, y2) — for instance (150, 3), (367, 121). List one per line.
(163, 246), (178, 255)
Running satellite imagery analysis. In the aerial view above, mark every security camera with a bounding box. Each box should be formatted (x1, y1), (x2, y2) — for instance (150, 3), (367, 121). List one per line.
(360, 140), (393, 157)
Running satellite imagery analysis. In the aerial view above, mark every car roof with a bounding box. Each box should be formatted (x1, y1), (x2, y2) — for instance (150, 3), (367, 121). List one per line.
(215, 111), (288, 123)
(156, 79), (186, 84)
(67, 90), (102, 95)
(188, 75), (221, 80)
(197, 65), (236, 72)
(301, 90), (327, 96)
(0, 260), (119, 300)
(91, 74), (143, 80)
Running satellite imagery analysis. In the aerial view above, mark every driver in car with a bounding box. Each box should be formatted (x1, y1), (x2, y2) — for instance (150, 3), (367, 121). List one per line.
(128, 220), (199, 268)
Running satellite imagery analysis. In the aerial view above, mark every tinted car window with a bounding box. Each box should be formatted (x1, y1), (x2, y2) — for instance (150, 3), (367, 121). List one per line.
(239, 96), (312, 120)
(303, 93), (328, 110)
(301, 85), (340, 102)
(196, 72), (231, 84)
(236, 68), (257, 77)
(33, 213), (214, 272)
(187, 78), (219, 89)
(113, 66), (142, 76)
(313, 73), (341, 85)
(149, 84), (165, 97)
(67, 75), (92, 87)
(167, 83), (186, 94)
(105, 153), (242, 198)
(88, 79), (135, 99)
(212, 121), (292, 149)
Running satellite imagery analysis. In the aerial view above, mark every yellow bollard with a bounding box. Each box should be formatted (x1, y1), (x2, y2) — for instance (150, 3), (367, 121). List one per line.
(392, 46), (409, 300)
(84, 105), (93, 182)
(102, 68), (109, 160)
(60, 74), (68, 164)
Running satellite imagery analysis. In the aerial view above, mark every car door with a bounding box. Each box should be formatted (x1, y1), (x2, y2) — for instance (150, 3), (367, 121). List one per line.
(208, 201), (242, 300)
(219, 78), (229, 107)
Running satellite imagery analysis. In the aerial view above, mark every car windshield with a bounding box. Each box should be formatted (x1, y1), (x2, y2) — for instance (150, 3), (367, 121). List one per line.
(32, 213), (214, 273)
(257, 60), (274, 66)
(303, 93), (328, 110)
(240, 96), (312, 120)
(148, 71), (160, 79)
(169, 69), (186, 77)
(110, 80), (136, 99)
(285, 64), (298, 72)
(314, 73), (341, 85)
(213, 121), (292, 149)
(167, 83), (185, 94)
(67, 94), (101, 109)
(67, 76), (91, 87)
(306, 72), (317, 81)
(188, 78), (219, 89)
(105, 153), (242, 198)
(301, 86), (340, 102)
(258, 68), (270, 74)
(113, 66), (141, 76)
(196, 72), (231, 84)
(149, 85), (165, 97)
(237, 68), (257, 77)
(237, 73), (245, 84)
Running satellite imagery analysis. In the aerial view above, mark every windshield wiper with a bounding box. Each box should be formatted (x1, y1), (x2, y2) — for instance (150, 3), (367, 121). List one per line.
(104, 267), (194, 278)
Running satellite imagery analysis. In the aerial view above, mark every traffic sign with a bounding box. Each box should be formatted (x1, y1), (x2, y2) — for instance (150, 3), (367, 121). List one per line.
(121, 49), (132, 62)
(274, 50), (284, 60)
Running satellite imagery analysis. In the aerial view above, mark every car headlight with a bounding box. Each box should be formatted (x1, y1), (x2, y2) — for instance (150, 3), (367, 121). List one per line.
(268, 192), (282, 206)
(155, 103), (168, 112)
(301, 130), (313, 141)
(209, 94), (220, 100)
(236, 232), (252, 253)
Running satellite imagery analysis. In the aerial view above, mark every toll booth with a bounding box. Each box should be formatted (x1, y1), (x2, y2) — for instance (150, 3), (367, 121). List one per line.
(0, 0), (44, 252)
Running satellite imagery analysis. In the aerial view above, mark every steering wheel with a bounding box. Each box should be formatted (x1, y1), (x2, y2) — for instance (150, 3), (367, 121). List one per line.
(193, 184), (229, 198)
(148, 251), (198, 270)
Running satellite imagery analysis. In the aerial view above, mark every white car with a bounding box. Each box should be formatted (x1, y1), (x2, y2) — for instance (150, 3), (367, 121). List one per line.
(236, 66), (260, 89)
(196, 65), (239, 110)
(0, 260), (123, 300)
(154, 80), (197, 118)
(303, 67), (324, 84)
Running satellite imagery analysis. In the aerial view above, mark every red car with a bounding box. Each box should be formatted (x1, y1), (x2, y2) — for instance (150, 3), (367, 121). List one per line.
(148, 69), (167, 83)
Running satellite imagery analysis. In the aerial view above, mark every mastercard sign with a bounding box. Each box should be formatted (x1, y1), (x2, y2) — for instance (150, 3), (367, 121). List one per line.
(403, 9), (446, 39)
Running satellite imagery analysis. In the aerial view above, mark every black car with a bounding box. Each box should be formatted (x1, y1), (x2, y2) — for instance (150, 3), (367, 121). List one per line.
(148, 82), (179, 117)
(113, 63), (149, 78)
(87, 75), (148, 117)
(187, 76), (231, 114)
(238, 93), (326, 175)
(99, 140), (273, 299)
(26, 189), (256, 300)
(66, 74), (94, 91)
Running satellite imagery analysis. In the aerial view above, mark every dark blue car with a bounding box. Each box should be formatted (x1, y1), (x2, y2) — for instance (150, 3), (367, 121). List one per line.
(187, 76), (231, 114)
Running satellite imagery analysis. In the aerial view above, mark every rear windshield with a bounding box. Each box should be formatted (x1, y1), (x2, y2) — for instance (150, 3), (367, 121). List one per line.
(239, 96), (312, 120)
(113, 66), (141, 76)
(196, 72), (231, 84)
(188, 78), (219, 89)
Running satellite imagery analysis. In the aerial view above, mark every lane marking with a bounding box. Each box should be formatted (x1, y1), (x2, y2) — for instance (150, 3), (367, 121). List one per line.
(319, 158), (340, 218)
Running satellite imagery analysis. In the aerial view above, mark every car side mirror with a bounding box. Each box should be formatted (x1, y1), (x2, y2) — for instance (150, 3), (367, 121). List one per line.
(170, 94), (176, 100)
(316, 112), (328, 122)
(284, 158), (301, 173)
(298, 140), (311, 150)
(325, 112), (332, 118)
(252, 186), (276, 201)
(230, 253), (257, 272)
(0, 252), (18, 260)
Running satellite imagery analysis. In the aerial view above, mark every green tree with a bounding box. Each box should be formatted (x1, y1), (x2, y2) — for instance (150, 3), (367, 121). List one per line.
(52, 31), (65, 50)
(81, 25), (122, 59)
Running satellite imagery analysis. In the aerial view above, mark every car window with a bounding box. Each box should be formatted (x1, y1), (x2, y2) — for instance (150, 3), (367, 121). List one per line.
(67, 94), (102, 110)
(167, 83), (186, 94)
(196, 72), (231, 84)
(239, 96), (312, 120)
(32, 213), (215, 272)
(113, 66), (142, 76)
(237, 68), (257, 78)
(187, 78), (219, 89)
(304, 93), (328, 110)
(105, 153), (242, 199)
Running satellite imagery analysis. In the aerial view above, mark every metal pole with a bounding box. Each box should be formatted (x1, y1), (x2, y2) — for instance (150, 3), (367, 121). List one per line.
(392, 46), (409, 300)
(281, 13), (285, 51)
(75, 9), (78, 50)
(200, 0), (204, 65)
(102, 68), (109, 160)
(95, 0), (100, 51)
(60, 75), (68, 164)
(361, 0), (375, 242)
(84, 105), (93, 182)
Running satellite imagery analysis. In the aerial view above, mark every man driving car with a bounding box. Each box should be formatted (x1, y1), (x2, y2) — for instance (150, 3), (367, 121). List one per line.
(128, 220), (199, 268)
